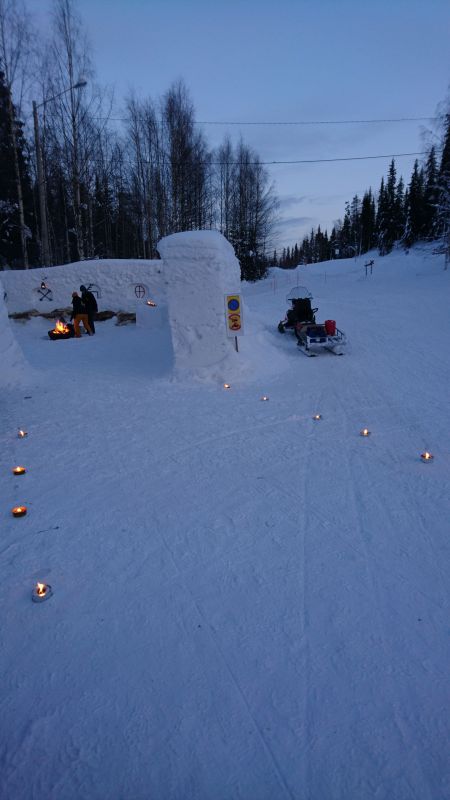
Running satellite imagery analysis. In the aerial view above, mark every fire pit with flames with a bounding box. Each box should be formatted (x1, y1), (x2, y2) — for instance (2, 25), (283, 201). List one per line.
(48, 319), (75, 341)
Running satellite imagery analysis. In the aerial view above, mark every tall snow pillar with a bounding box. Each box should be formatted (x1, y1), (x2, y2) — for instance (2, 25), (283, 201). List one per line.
(157, 230), (241, 371)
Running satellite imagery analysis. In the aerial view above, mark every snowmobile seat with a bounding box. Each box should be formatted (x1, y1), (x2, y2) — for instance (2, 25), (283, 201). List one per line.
(286, 308), (297, 325)
(293, 297), (314, 322)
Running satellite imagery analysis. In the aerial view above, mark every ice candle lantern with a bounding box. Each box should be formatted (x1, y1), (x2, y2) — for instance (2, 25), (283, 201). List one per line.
(420, 451), (434, 462)
(360, 428), (371, 437)
(18, 429), (28, 438)
(32, 582), (53, 603)
(12, 506), (27, 517)
(12, 466), (26, 475)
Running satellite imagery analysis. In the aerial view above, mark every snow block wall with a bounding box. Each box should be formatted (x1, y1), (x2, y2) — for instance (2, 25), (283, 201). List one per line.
(0, 259), (164, 314)
(157, 230), (241, 371)
(0, 276), (27, 388)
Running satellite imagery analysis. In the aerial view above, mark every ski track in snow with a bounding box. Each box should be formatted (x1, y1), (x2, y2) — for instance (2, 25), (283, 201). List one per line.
(1, 249), (450, 800)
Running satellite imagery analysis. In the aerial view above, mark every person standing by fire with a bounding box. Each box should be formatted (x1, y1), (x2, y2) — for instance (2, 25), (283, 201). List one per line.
(71, 292), (92, 337)
(80, 285), (98, 334)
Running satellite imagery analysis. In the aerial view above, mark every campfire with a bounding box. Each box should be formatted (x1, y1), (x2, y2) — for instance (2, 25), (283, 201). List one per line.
(48, 319), (74, 340)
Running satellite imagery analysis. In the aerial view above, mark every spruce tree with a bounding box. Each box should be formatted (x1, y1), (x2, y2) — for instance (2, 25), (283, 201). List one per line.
(350, 195), (361, 254)
(422, 147), (438, 238)
(309, 229), (315, 262)
(384, 159), (397, 251)
(340, 202), (352, 255)
(438, 114), (450, 181)
(436, 114), (450, 263)
(360, 190), (376, 253)
(376, 177), (388, 254)
(394, 176), (406, 242)
(404, 160), (424, 246)
(301, 236), (310, 264)
(436, 116), (450, 241)
(0, 71), (34, 267)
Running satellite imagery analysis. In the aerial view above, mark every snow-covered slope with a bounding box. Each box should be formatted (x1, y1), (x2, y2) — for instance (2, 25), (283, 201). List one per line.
(0, 275), (27, 388)
(0, 246), (449, 800)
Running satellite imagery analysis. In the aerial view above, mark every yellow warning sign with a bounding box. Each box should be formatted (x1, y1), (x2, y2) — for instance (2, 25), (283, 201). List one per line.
(225, 294), (244, 336)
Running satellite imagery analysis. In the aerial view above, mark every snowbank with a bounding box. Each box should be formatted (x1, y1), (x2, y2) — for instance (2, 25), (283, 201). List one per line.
(158, 230), (241, 374)
(0, 276), (27, 388)
(0, 258), (165, 314)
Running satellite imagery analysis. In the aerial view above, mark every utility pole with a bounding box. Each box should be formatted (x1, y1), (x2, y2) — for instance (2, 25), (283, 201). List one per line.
(33, 100), (50, 267)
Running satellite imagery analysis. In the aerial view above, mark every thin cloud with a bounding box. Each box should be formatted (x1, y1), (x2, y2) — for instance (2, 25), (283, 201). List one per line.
(308, 194), (345, 206)
(277, 195), (309, 209)
(276, 216), (315, 229)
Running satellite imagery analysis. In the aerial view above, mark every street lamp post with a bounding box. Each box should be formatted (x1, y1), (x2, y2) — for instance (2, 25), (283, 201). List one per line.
(33, 80), (87, 267)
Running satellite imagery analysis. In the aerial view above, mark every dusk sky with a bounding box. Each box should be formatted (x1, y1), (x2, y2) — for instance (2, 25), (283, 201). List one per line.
(36, 0), (450, 250)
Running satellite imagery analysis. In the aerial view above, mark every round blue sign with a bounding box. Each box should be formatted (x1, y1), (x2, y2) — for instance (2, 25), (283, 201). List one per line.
(228, 298), (239, 311)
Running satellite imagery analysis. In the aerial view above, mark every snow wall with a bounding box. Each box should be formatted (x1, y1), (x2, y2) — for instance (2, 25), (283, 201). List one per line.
(157, 230), (241, 372)
(0, 276), (27, 389)
(1, 232), (246, 379)
(0, 259), (164, 314)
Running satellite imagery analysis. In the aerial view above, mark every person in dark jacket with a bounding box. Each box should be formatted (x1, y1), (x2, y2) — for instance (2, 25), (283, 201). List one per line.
(71, 292), (92, 337)
(80, 285), (98, 334)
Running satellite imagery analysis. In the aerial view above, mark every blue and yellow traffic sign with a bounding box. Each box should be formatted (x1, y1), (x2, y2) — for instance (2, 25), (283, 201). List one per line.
(225, 294), (244, 336)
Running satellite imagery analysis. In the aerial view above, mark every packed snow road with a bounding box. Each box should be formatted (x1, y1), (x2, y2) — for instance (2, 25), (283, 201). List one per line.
(1, 249), (449, 799)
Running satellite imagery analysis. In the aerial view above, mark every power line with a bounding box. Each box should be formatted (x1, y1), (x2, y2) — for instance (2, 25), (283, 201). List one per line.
(210, 151), (427, 166)
(85, 150), (428, 171)
(101, 115), (438, 125)
(87, 150), (427, 169)
(195, 116), (438, 126)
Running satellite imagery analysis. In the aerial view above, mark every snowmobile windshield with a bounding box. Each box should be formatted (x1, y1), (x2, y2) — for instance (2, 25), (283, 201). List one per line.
(286, 286), (313, 302)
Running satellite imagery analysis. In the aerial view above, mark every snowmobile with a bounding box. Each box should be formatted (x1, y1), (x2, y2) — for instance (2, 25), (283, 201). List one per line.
(278, 286), (347, 356)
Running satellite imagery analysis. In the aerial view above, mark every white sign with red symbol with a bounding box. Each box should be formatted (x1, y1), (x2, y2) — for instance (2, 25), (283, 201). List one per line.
(225, 294), (244, 336)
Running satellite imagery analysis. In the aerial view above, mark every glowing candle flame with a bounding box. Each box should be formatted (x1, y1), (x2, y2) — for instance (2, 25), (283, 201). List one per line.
(32, 581), (53, 602)
(261, 396), (269, 401)
(223, 383), (231, 389)
(12, 466), (26, 475)
(146, 299), (157, 307)
(360, 428), (370, 437)
(313, 414), (321, 420)
(420, 451), (434, 462)
(12, 505), (27, 516)
(18, 429), (27, 438)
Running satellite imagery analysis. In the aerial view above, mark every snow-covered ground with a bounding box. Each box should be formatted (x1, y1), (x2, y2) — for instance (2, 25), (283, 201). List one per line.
(1, 246), (449, 800)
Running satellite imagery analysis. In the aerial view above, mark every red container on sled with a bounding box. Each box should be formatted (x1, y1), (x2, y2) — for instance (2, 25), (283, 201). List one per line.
(325, 320), (336, 335)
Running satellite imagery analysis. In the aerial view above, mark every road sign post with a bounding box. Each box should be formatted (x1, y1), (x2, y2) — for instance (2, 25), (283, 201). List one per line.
(225, 294), (243, 351)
